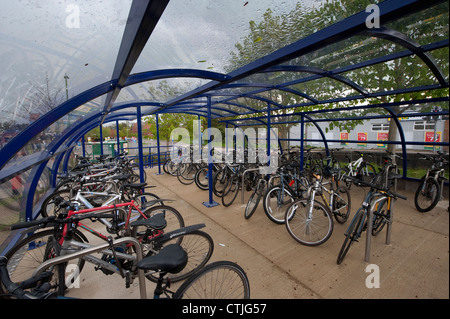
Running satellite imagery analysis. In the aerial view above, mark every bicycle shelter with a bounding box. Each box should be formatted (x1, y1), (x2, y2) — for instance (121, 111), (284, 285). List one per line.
(0, 0), (449, 257)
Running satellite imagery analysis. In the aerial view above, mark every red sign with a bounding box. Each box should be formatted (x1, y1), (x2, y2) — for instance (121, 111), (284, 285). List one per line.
(357, 132), (367, 147)
(357, 132), (367, 141)
(377, 132), (388, 148)
(340, 132), (348, 145)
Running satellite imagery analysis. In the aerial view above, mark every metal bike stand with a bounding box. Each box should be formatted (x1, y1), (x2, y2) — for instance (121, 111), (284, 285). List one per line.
(365, 195), (392, 262)
(385, 197), (395, 245)
(364, 206), (374, 263)
(32, 237), (147, 299)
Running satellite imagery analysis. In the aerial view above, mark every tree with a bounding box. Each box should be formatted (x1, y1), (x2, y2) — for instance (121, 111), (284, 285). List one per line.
(225, 0), (449, 152)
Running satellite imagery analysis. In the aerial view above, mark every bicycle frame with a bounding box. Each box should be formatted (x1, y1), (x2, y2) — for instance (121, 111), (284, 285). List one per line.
(347, 156), (363, 176)
(61, 200), (150, 243)
(424, 168), (446, 200)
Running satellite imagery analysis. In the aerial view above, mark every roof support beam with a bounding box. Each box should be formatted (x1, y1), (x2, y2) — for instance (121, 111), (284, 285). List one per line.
(161, 0), (446, 112)
(101, 0), (170, 123)
(362, 27), (448, 87)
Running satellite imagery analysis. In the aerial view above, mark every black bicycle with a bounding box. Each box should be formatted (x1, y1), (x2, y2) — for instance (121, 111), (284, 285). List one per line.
(414, 151), (449, 213)
(262, 164), (310, 224)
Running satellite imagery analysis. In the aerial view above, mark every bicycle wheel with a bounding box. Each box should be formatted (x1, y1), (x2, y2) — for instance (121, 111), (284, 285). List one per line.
(244, 182), (264, 219)
(414, 178), (440, 213)
(40, 189), (74, 217)
(1, 229), (87, 295)
(337, 207), (365, 264)
(163, 159), (171, 174)
(213, 168), (230, 197)
(173, 260), (250, 299)
(372, 198), (389, 236)
(194, 166), (209, 190)
(221, 176), (239, 207)
(332, 186), (351, 224)
(177, 163), (197, 185)
(263, 185), (295, 224)
(285, 198), (334, 246)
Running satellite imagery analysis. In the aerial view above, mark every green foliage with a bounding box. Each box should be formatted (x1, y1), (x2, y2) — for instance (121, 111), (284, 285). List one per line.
(224, 0), (449, 148)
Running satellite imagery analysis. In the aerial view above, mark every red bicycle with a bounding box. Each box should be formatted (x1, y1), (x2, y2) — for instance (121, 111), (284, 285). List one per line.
(3, 199), (214, 296)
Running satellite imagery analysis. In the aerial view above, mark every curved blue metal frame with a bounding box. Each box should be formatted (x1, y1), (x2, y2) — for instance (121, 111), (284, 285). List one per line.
(0, 0), (448, 238)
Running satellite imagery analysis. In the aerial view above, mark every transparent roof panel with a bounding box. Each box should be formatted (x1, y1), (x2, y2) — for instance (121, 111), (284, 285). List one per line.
(118, 78), (211, 105)
(0, 0), (132, 126)
(131, 0), (307, 75)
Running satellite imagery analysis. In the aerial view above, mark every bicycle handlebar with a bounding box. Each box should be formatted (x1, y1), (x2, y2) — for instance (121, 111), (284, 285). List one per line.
(0, 256), (56, 299)
(11, 212), (117, 231)
(343, 175), (407, 200)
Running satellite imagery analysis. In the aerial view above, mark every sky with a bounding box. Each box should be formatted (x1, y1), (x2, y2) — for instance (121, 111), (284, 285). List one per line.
(0, 0), (320, 124)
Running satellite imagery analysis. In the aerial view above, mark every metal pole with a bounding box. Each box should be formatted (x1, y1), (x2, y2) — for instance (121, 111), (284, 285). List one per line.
(116, 120), (120, 156)
(136, 106), (145, 182)
(267, 103), (271, 166)
(156, 114), (162, 174)
(300, 115), (304, 171)
(99, 124), (103, 156)
(203, 96), (219, 207)
(32, 237), (147, 299)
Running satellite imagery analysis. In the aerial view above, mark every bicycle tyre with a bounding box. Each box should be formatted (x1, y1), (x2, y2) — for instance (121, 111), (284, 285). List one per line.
(244, 187), (261, 219)
(194, 166), (209, 190)
(371, 198), (389, 236)
(173, 260), (250, 299)
(144, 230), (214, 283)
(414, 177), (440, 213)
(177, 163), (197, 185)
(1, 229), (87, 295)
(213, 168), (230, 197)
(332, 186), (351, 224)
(285, 198), (334, 246)
(263, 185), (295, 224)
(337, 207), (365, 264)
(221, 176), (239, 207)
(40, 189), (74, 217)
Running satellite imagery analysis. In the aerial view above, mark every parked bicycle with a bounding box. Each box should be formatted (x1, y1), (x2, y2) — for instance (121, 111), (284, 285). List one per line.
(1, 196), (214, 296)
(414, 151), (449, 213)
(336, 175), (406, 264)
(284, 169), (350, 246)
(340, 151), (377, 189)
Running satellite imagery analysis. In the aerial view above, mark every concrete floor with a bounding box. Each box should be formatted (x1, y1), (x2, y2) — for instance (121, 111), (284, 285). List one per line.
(60, 166), (448, 299)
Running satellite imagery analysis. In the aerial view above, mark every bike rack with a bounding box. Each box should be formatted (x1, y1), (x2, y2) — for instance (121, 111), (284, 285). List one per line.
(365, 195), (394, 262)
(32, 236), (147, 299)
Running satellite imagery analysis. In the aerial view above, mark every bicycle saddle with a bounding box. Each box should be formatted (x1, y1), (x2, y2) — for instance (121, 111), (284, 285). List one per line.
(130, 212), (167, 229)
(137, 244), (188, 274)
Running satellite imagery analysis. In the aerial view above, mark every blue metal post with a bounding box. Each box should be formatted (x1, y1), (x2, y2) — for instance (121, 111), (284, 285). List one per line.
(300, 115), (304, 171)
(267, 103), (271, 165)
(82, 135), (86, 157)
(116, 120), (120, 156)
(198, 115), (201, 161)
(155, 113), (163, 174)
(99, 124), (104, 156)
(203, 96), (219, 207)
(136, 106), (145, 183)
